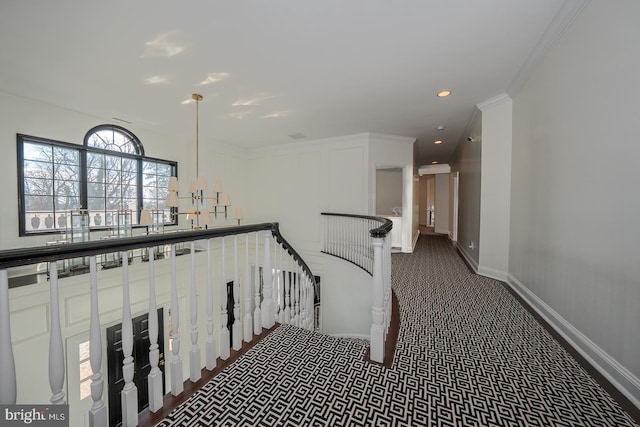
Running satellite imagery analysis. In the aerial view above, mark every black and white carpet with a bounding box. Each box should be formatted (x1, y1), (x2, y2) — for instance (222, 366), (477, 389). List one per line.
(157, 235), (638, 426)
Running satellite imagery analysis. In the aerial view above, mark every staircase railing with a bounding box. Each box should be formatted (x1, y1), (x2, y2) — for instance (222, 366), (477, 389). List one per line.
(0, 222), (315, 426)
(321, 213), (392, 363)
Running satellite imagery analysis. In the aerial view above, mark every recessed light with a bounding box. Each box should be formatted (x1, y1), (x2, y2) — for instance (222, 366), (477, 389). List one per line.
(437, 90), (452, 98)
(432, 161), (438, 164)
(436, 125), (446, 131)
(434, 140), (442, 144)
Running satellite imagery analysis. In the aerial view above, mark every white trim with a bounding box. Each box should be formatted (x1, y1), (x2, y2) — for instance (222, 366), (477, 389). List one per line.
(506, 273), (640, 409)
(418, 164), (451, 175)
(457, 246), (478, 273)
(477, 93), (512, 111)
(330, 333), (370, 341)
(506, 0), (590, 97)
(410, 231), (419, 252)
(477, 265), (508, 282)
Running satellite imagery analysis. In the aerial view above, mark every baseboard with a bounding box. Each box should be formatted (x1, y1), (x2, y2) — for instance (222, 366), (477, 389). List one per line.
(411, 231), (419, 252)
(506, 273), (640, 409)
(330, 333), (370, 341)
(477, 265), (508, 282)
(457, 246), (479, 273)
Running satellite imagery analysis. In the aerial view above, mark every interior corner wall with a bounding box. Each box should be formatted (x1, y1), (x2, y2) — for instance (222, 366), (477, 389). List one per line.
(478, 96), (512, 281)
(434, 174), (450, 235)
(509, 0), (640, 405)
(451, 116), (482, 270)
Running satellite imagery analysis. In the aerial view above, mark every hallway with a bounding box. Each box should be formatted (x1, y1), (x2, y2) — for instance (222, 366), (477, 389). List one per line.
(157, 235), (637, 426)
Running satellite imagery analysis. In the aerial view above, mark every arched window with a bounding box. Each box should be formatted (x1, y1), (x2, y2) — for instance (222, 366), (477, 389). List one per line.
(17, 125), (176, 235)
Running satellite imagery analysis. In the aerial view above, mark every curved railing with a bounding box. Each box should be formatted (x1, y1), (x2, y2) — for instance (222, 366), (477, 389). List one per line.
(321, 212), (392, 274)
(321, 212), (392, 364)
(0, 222), (316, 426)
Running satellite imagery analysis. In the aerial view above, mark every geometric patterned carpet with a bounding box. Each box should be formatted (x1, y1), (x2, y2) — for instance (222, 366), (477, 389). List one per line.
(156, 235), (638, 426)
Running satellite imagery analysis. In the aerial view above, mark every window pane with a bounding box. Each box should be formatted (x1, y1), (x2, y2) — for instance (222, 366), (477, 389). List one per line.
(87, 182), (105, 198)
(142, 161), (156, 174)
(122, 185), (137, 199)
(55, 196), (79, 210)
(106, 184), (121, 199)
(24, 177), (53, 196)
(87, 152), (104, 169)
(107, 170), (121, 186)
(88, 197), (105, 211)
(87, 167), (104, 182)
(157, 163), (172, 176)
(105, 155), (121, 170)
(143, 186), (157, 200)
(53, 147), (79, 165)
(25, 195), (53, 211)
(24, 160), (53, 179)
(54, 164), (80, 181)
(23, 142), (52, 162)
(54, 180), (81, 198)
(156, 175), (169, 188)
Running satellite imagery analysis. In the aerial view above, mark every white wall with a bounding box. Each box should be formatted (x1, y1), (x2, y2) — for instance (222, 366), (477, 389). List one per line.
(478, 95), (513, 281)
(369, 133), (416, 253)
(509, 0), (640, 406)
(375, 168), (402, 215)
(451, 115), (482, 268)
(434, 174), (450, 235)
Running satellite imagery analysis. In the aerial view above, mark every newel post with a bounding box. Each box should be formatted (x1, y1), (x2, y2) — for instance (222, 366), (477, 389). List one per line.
(370, 236), (385, 364)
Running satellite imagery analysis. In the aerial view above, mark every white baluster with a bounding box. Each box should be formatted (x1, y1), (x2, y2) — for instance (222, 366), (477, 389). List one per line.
(88, 257), (107, 425)
(169, 244), (183, 396)
(189, 241), (201, 382)
(293, 270), (299, 327)
(146, 248), (163, 413)
(299, 264), (307, 330)
(261, 231), (274, 328)
(232, 236), (242, 351)
(243, 233), (253, 342)
(48, 261), (66, 405)
(277, 246), (284, 323)
(205, 239), (217, 370)
(370, 237), (385, 364)
(273, 237), (278, 324)
(284, 256), (291, 325)
(253, 233), (262, 335)
(220, 237), (230, 360)
(120, 251), (138, 426)
(0, 269), (17, 404)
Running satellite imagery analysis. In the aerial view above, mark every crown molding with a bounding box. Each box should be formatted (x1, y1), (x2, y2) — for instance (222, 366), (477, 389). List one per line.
(506, 0), (590, 97)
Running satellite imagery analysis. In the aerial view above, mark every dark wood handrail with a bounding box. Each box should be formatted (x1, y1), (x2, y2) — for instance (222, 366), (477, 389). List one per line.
(0, 223), (316, 289)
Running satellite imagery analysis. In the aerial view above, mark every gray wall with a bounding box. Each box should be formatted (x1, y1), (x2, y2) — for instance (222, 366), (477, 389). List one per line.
(509, 0), (640, 403)
(451, 116), (482, 268)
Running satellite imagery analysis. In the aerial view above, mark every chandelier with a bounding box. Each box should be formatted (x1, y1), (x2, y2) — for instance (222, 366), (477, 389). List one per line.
(164, 93), (236, 229)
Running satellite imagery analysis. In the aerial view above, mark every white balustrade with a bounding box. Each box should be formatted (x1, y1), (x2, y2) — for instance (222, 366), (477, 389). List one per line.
(189, 241), (201, 382)
(89, 256), (108, 425)
(0, 269), (17, 404)
(323, 213), (392, 364)
(220, 237), (230, 360)
(170, 244), (183, 396)
(120, 251), (138, 426)
(261, 231), (274, 329)
(1, 222), (319, 423)
(253, 233), (262, 335)
(205, 239), (217, 370)
(232, 236), (242, 351)
(48, 261), (66, 405)
(243, 234), (253, 342)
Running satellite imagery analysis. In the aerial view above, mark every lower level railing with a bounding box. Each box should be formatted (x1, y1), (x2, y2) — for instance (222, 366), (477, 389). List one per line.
(321, 213), (392, 364)
(0, 222), (315, 426)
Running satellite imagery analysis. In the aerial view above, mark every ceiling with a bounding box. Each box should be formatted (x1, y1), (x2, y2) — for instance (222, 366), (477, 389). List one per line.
(0, 1), (571, 166)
